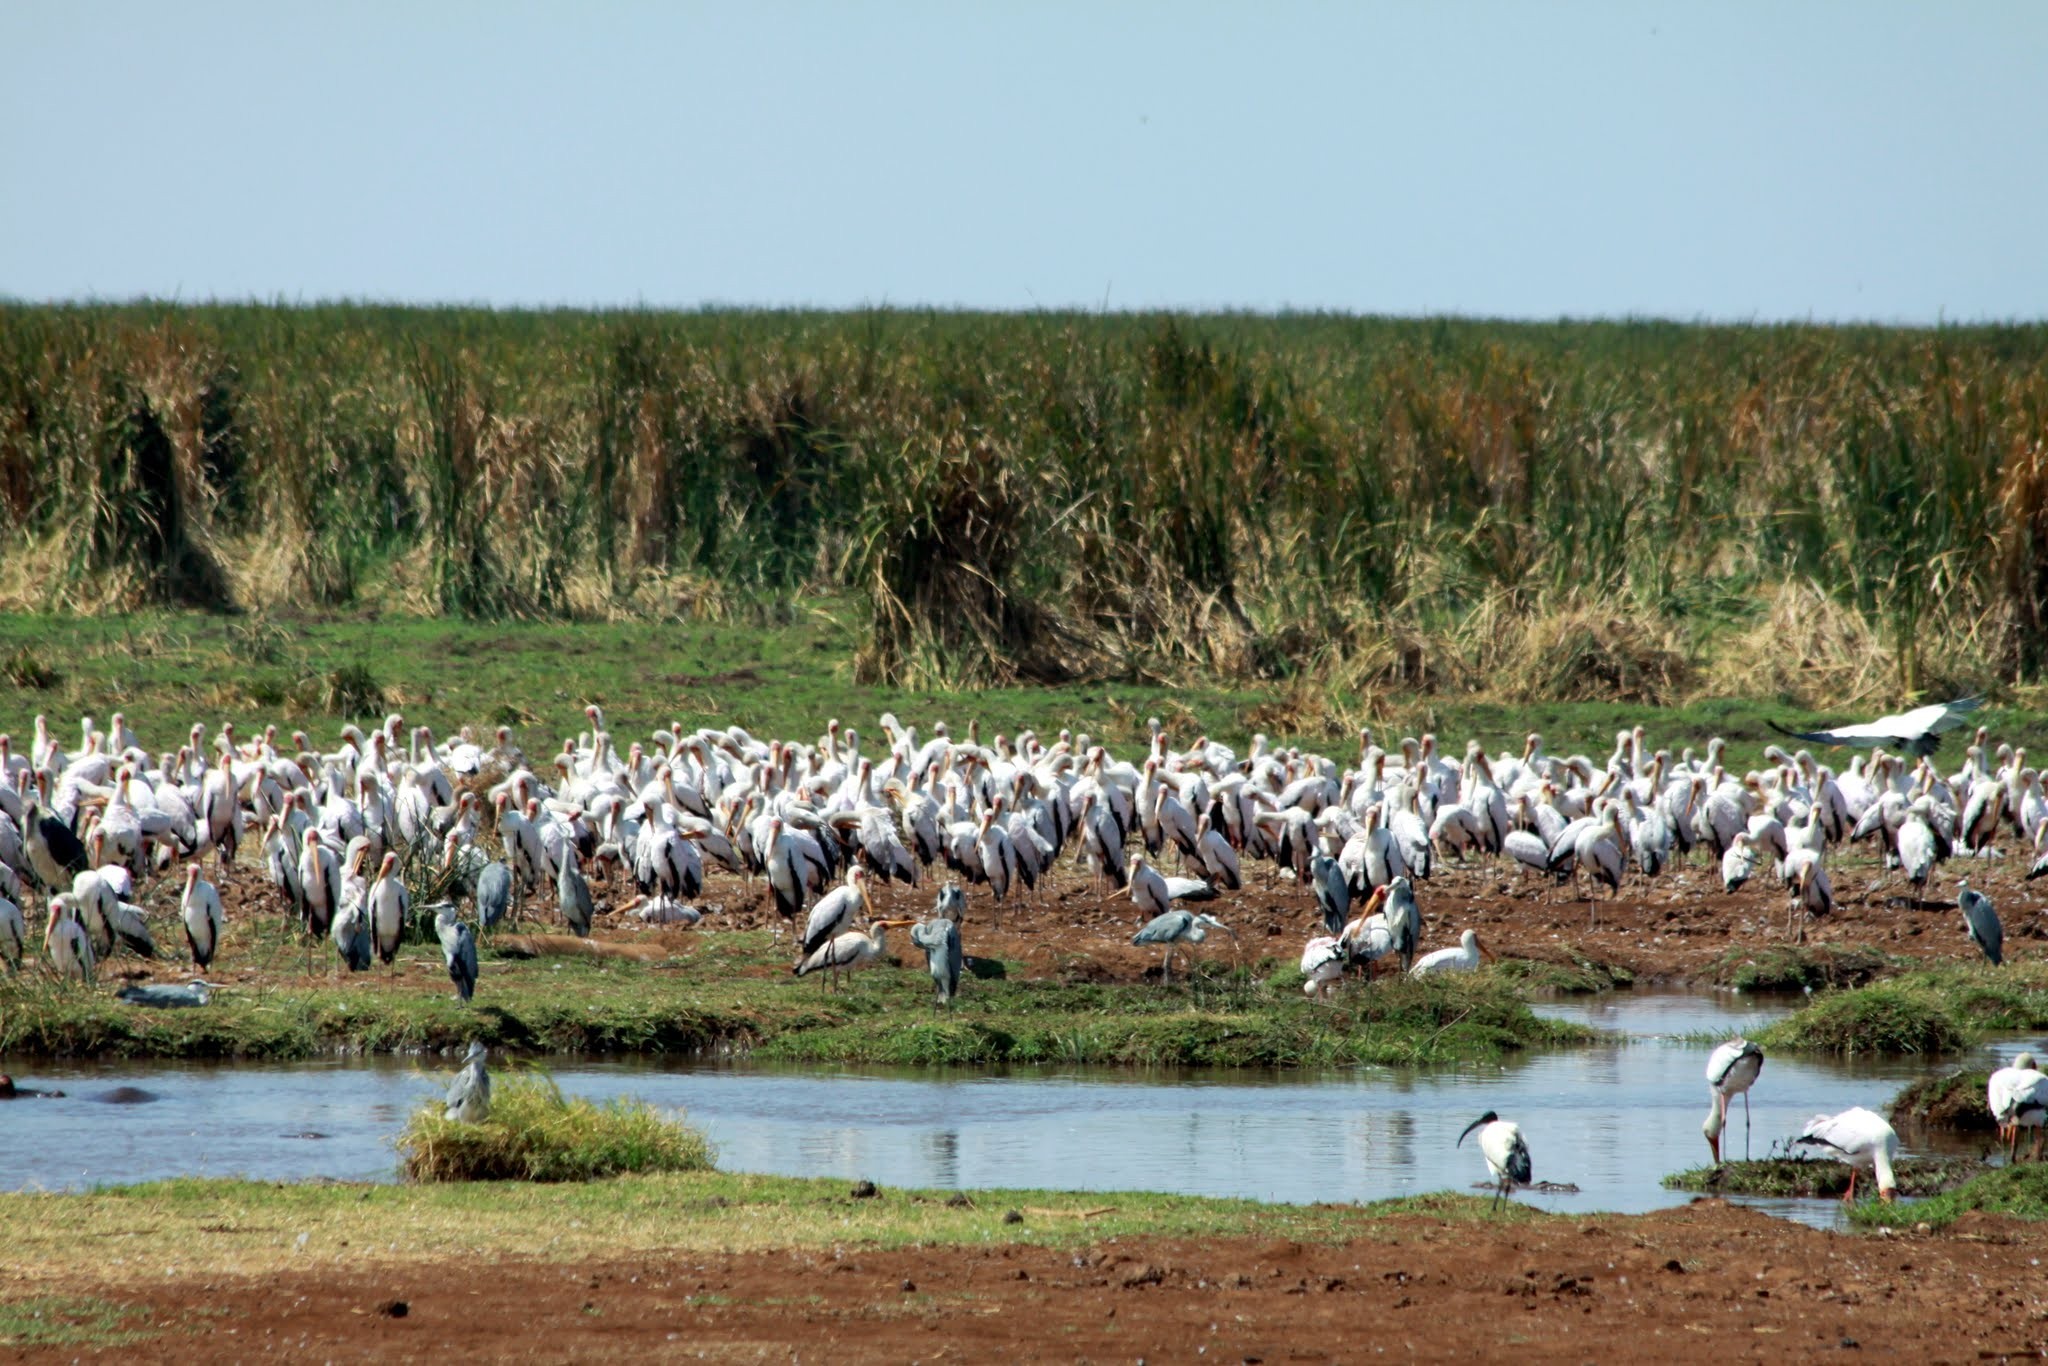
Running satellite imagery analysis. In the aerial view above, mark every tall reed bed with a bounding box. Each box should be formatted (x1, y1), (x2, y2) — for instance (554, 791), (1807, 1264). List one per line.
(1, 304), (2044, 700)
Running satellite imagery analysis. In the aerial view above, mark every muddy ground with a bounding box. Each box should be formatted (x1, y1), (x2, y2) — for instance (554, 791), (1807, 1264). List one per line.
(11, 1200), (2048, 1362)
(112, 844), (2048, 996)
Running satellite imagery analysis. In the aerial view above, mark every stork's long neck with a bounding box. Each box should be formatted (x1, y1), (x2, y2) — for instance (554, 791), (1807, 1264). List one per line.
(1871, 1142), (1897, 1196)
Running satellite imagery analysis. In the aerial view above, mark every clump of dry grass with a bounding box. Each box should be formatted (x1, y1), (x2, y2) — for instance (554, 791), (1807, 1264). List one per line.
(397, 1073), (715, 1183)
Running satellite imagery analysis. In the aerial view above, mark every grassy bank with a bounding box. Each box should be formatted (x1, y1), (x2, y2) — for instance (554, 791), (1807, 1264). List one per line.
(4, 304), (2047, 699)
(1850, 1163), (2048, 1229)
(1888, 1069), (1998, 1133)
(0, 1174), (1530, 1281)
(1753, 961), (2048, 1056)
(0, 935), (1591, 1067)
(9, 610), (2047, 772)
(398, 1073), (716, 1181)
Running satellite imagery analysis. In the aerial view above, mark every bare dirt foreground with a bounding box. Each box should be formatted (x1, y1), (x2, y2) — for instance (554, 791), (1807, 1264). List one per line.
(10, 1200), (2048, 1362)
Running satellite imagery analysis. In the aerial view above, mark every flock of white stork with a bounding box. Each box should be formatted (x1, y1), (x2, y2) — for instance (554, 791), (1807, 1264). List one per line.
(1, 693), (2044, 1205)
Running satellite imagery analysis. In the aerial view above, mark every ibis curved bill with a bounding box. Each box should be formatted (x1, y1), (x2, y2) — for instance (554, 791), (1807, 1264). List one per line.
(1456, 1110), (1532, 1211)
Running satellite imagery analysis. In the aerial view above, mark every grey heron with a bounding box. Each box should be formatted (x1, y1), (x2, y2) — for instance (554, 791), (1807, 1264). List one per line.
(1795, 1107), (1898, 1202)
(931, 882), (966, 923)
(437, 903), (478, 1004)
(556, 845), (594, 937)
(1988, 1053), (2048, 1162)
(445, 1042), (491, 1122)
(1769, 695), (1983, 758)
(0, 895), (22, 971)
(1959, 878), (2003, 965)
(1703, 1038), (1764, 1163)
(1457, 1111), (1532, 1212)
(1130, 909), (1236, 984)
(1309, 853), (1349, 937)
(475, 860), (512, 929)
(909, 915), (963, 1007)
(1383, 877), (1421, 973)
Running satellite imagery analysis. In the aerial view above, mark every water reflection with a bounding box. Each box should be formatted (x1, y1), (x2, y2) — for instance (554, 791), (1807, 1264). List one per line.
(1, 991), (2026, 1232)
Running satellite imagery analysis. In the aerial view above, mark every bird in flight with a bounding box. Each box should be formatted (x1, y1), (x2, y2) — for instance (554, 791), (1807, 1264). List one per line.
(1768, 696), (1982, 757)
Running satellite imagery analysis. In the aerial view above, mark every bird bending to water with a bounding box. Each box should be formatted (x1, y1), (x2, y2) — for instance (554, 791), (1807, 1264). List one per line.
(1457, 1110), (1532, 1211)
(1769, 696), (1982, 758)
(1795, 1107), (1897, 1202)
(445, 1042), (491, 1122)
(1703, 1038), (1764, 1163)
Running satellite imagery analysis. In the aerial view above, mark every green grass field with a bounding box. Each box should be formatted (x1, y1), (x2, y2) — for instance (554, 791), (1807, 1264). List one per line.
(7, 608), (2040, 774)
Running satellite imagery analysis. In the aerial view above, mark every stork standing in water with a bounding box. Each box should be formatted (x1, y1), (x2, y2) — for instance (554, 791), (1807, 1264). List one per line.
(1703, 1038), (1764, 1163)
(1988, 1053), (2048, 1162)
(1795, 1107), (1898, 1202)
(1457, 1111), (1532, 1211)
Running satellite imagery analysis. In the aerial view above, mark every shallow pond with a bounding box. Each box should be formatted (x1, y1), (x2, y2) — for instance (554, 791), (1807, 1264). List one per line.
(4, 989), (2031, 1230)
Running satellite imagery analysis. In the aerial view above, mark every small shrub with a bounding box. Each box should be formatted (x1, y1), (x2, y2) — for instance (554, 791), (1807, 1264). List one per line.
(0, 646), (58, 690)
(398, 1072), (715, 1182)
(320, 662), (386, 716)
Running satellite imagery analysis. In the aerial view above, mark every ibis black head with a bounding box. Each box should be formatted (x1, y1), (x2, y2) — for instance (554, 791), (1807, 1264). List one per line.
(1457, 1111), (1499, 1148)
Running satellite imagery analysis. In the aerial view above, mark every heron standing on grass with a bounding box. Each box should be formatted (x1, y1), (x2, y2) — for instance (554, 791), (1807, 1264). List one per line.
(1130, 910), (1236, 984)
(909, 914), (963, 1007)
(445, 1042), (491, 1122)
(437, 903), (479, 1004)
(1703, 1038), (1764, 1163)
(1457, 1111), (1532, 1212)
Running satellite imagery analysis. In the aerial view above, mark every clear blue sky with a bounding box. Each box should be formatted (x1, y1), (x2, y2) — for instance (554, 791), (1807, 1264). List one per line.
(4, 3), (2044, 321)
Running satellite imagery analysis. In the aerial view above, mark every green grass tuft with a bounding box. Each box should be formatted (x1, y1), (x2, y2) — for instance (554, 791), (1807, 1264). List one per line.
(1850, 1162), (2048, 1230)
(1754, 985), (1965, 1056)
(397, 1072), (716, 1182)
(1663, 1155), (1983, 1199)
(1708, 943), (1895, 992)
(0, 1296), (151, 1349)
(1888, 1069), (1997, 1133)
